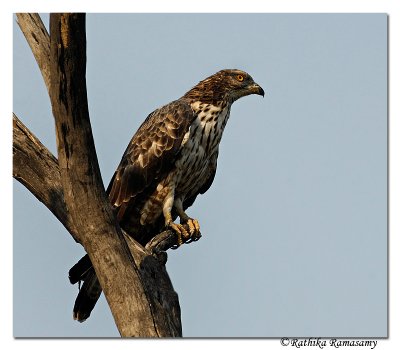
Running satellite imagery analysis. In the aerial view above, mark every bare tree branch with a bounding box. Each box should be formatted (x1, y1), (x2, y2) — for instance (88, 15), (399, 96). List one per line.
(16, 14), (51, 94)
(146, 230), (180, 252)
(13, 113), (80, 242)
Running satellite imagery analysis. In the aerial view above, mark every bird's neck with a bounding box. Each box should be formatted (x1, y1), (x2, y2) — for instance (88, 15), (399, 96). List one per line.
(182, 84), (231, 104)
(190, 100), (231, 115)
(187, 100), (231, 155)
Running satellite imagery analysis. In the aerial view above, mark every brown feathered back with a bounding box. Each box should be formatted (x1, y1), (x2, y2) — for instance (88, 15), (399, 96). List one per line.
(107, 100), (196, 239)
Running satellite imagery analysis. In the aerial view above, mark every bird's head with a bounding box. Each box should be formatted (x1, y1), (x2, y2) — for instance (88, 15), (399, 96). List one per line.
(183, 69), (265, 104)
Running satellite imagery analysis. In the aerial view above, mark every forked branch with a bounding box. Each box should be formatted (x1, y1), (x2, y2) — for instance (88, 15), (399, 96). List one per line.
(13, 13), (182, 337)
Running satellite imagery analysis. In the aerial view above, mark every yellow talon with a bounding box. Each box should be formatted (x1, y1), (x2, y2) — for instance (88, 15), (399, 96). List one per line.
(185, 218), (201, 242)
(192, 219), (200, 235)
(168, 222), (190, 245)
(187, 219), (195, 234)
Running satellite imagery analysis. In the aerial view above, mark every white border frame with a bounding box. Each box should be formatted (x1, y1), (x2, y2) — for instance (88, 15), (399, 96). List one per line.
(2, 1), (397, 349)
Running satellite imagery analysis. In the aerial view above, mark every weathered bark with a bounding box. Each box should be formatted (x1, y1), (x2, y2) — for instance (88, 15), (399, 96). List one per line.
(13, 113), (79, 242)
(16, 14), (51, 94)
(13, 13), (182, 337)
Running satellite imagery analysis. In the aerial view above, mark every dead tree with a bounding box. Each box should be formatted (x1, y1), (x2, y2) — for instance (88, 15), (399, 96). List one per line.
(13, 13), (183, 337)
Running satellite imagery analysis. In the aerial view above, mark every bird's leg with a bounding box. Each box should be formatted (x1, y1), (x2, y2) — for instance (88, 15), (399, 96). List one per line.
(174, 199), (201, 242)
(163, 191), (189, 246)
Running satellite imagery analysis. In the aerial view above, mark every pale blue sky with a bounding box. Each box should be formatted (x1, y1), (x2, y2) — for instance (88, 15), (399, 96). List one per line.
(13, 13), (387, 337)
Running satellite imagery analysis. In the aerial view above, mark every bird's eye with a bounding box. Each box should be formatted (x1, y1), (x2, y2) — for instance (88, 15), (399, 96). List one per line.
(236, 74), (244, 82)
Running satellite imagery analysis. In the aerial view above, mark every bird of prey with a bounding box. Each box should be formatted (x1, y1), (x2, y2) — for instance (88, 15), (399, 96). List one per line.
(69, 69), (264, 321)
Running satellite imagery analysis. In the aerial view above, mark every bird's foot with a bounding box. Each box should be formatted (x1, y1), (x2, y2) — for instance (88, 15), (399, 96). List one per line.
(181, 218), (201, 243)
(167, 221), (190, 246)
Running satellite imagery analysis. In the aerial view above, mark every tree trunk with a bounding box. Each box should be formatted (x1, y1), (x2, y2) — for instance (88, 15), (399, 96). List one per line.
(13, 13), (182, 337)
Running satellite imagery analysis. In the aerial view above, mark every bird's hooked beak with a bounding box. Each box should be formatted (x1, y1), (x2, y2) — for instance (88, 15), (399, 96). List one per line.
(250, 82), (265, 97)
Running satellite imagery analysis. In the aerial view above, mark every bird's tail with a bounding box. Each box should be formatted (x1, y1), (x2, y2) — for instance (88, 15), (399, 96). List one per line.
(69, 254), (102, 322)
